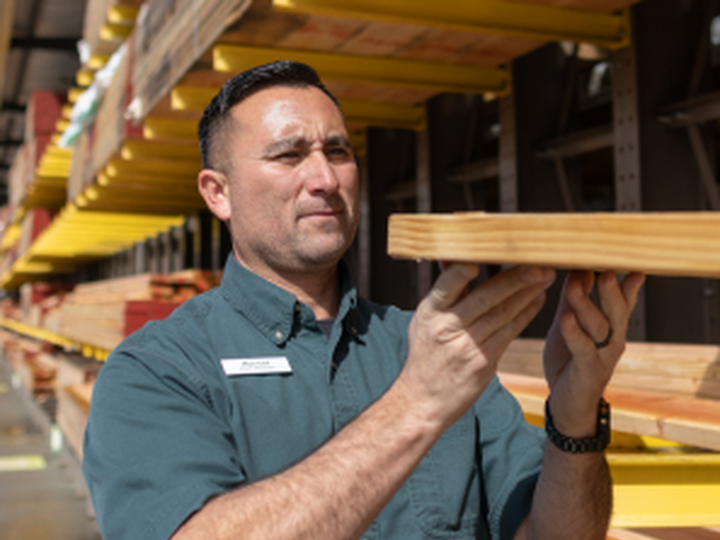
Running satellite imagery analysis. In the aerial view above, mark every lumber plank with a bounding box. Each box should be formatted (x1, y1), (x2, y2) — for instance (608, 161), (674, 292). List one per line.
(499, 339), (720, 400)
(56, 382), (94, 459)
(388, 212), (720, 278)
(608, 527), (720, 540)
(497, 372), (720, 451)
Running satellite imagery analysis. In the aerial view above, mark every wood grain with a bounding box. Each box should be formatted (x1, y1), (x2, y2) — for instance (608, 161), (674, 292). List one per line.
(388, 212), (720, 278)
(497, 371), (720, 451)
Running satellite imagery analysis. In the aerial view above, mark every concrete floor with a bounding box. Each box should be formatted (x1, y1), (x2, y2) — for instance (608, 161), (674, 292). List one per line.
(0, 353), (101, 540)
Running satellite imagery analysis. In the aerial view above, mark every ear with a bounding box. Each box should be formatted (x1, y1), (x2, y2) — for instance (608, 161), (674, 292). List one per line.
(198, 169), (232, 221)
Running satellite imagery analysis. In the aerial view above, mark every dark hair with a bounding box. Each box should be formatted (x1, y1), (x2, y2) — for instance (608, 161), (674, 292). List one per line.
(198, 60), (341, 171)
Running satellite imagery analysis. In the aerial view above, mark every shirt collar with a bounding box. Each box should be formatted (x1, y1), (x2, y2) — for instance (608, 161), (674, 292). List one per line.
(219, 255), (359, 345)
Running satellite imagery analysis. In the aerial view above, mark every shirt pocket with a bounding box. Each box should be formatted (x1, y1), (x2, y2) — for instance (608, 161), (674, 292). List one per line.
(407, 411), (488, 539)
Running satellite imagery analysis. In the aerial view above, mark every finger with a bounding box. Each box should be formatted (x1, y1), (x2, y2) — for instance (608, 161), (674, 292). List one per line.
(455, 266), (555, 327)
(564, 272), (611, 345)
(481, 291), (548, 363)
(595, 271), (644, 340)
(467, 281), (551, 344)
(559, 311), (597, 366)
(424, 263), (479, 312)
(621, 272), (645, 310)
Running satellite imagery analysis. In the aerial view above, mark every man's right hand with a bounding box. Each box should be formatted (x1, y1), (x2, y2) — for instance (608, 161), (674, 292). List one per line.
(395, 263), (556, 433)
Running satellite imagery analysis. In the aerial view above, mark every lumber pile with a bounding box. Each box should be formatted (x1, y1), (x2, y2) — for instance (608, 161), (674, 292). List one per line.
(132, 0), (251, 119)
(65, 0), (251, 216)
(498, 339), (720, 451)
(50, 269), (219, 350)
(81, 0), (142, 71)
(607, 528), (720, 540)
(7, 92), (69, 211)
(387, 212), (720, 279)
(57, 382), (94, 460)
(55, 353), (101, 459)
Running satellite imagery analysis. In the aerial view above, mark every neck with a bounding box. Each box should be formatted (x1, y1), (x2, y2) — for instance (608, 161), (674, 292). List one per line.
(233, 251), (341, 320)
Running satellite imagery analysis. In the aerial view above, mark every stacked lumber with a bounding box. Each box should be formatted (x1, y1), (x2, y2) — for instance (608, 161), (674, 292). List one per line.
(387, 211), (720, 279)
(607, 528), (720, 540)
(57, 382), (94, 460)
(52, 269), (219, 350)
(8, 342), (58, 402)
(501, 339), (720, 400)
(68, 34), (205, 214)
(497, 339), (720, 451)
(6, 92), (67, 211)
(55, 353), (101, 459)
(81, 0), (142, 71)
(18, 281), (74, 330)
(131, 0), (251, 120)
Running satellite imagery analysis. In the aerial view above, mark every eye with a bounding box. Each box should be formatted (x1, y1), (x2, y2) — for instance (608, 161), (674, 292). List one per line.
(273, 150), (303, 163)
(325, 145), (353, 162)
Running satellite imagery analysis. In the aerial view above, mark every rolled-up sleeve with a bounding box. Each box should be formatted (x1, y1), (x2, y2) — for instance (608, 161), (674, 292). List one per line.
(474, 376), (546, 540)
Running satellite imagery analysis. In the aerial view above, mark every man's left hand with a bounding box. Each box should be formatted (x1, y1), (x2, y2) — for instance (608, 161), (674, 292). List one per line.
(543, 270), (645, 438)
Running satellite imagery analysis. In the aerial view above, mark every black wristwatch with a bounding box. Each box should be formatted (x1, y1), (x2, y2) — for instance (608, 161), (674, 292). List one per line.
(544, 398), (611, 453)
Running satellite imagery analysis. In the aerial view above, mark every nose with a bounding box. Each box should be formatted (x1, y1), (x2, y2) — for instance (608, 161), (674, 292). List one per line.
(304, 151), (340, 194)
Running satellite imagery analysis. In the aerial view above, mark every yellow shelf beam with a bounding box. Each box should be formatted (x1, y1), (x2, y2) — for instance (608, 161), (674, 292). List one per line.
(107, 4), (140, 25)
(120, 139), (202, 163)
(105, 158), (199, 180)
(609, 452), (720, 527)
(99, 22), (133, 42)
(1, 205), (185, 288)
(213, 44), (510, 95)
(171, 86), (216, 112)
(0, 318), (111, 361)
(273, 0), (630, 50)
(98, 171), (197, 188)
(143, 117), (199, 141)
(172, 85), (427, 130)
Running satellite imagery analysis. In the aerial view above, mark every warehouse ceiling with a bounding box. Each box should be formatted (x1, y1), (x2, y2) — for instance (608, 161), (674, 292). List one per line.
(0, 0), (85, 203)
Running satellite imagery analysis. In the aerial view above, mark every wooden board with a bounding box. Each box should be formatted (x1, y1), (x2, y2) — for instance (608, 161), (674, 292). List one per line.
(56, 382), (94, 460)
(498, 372), (720, 451)
(388, 212), (720, 278)
(499, 339), (720, 400)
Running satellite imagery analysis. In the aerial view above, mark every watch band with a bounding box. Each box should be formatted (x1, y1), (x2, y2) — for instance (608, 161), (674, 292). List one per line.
(544, 398), (611, 453)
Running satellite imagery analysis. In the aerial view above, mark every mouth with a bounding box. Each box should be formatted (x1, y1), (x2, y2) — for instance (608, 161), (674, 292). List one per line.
(299, 207), (344, 219)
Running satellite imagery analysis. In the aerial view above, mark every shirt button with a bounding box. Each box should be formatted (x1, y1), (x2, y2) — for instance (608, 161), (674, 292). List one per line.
(275, 330), (284, 340)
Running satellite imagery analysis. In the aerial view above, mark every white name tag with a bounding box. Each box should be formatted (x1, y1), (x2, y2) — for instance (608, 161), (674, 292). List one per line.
(221, 357), (293, 376)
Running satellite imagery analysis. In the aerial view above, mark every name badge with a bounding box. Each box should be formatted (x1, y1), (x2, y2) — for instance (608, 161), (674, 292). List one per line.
(221, 357), (293, 376)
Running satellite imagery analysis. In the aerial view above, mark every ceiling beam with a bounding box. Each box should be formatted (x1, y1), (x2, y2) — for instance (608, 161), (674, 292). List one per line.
(213, 44), (510, 95)
(0, 0), (16, 103)
(273, 0), (630, 50)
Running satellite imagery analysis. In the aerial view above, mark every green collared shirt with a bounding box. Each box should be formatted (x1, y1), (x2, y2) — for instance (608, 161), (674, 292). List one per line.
(83, 256), (544, 540)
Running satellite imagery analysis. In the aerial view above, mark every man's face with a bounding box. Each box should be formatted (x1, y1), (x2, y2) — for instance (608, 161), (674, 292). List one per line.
(219, 85), (359, 279)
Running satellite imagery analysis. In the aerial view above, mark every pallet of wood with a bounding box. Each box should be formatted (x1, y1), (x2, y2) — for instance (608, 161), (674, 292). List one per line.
(388, 211), (720, 279)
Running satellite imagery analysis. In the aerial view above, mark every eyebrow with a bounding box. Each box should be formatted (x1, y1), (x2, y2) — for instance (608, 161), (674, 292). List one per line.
(262, 134), (351, 157)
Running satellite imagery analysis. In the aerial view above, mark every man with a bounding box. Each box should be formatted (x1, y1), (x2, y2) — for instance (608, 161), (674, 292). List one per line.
(82, 61), (644, 540)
